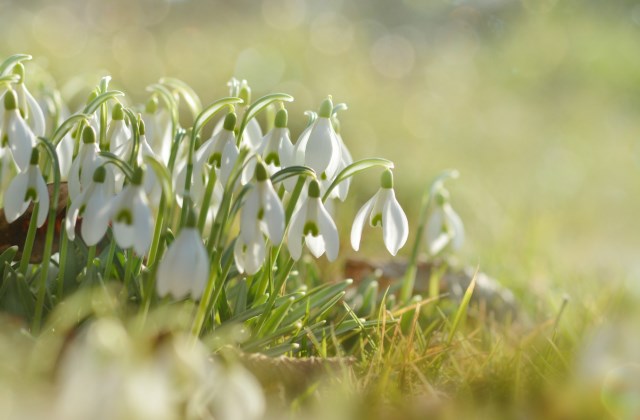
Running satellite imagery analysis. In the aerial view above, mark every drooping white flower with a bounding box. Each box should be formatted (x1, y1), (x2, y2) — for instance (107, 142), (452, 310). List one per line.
(241, 108), (295, 185)
(107, 103), (131, 156)
(287, 179), (339, 261)
(351, 169), (409, 256)
(68, 126), (111, 200)
(65, 165), (113, 245)
(141, 96), (172, 164)
(0, 145), (18, 200)
(323, 117), (353, 201)
(1, 89), (36, 171)
(293, 97), (342, 179)
(100, 168), (154, 255)
(194, 112), (239, 186)
(425, 188), (465, 256)
(56, 132), (75, 181)
(156, 215), (209, 300)
(234, 162), (285, 274)
(3, 148), (49, 227)
(11, 63), (46, 137)
(216, 79), (262, 152)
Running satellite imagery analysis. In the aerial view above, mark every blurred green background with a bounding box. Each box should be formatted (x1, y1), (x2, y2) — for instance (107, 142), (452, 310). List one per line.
(1, 0), (638, 297)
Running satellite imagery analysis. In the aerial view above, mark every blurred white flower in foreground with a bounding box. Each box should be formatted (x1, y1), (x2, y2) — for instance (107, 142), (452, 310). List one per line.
(351, 169), (408, 256)
(3, 148), (48, 226)
(156, 213), (209, 300)
(425, 188), (464, 256)
(288, 179), (339, 261)
(1, 89), (35, 171)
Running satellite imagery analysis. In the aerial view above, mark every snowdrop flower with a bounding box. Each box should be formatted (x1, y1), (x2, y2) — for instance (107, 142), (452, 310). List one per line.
(216, 79), (262, 152)
(351, 169), (409, 256)
(293, 97), (342, 179)
(65, 166), (113, 245)
(101, 167), (154, 255)
(156, 211), (209, 300)
(56, 132), (75, 181)
(234, 162), (285, 274)
(287, 179), (339, 261)
(323, 117), (353, 201)
(11, 63), (46, 137)
(69, 126), (111, 200)
(0, 145), (18, 200)
(3, 148), (48, 227)
(107, 103), (131, 155)
(194, 112), (239, 185)
(241, 108), (295, 185)
(1, 89), (35, 170)
(142, 96), (172, 164)
(425, 188), (465, 256)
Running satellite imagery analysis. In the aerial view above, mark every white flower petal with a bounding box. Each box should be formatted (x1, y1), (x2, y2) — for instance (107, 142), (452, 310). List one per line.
(3, 170), (29, 223)
(65, 191), (84, 241)
(82, 184), (112, 246)
(34, 168), (49, 227)
(245, 236), (266, 275)
(8, 112), (34, 170)
(304, 118), (337, 175)
(56, 134), (75, 181)
(444, 204), (465, 251)
(240, 189), (260, 243)
(350, 193), (376, 251)
(425, 208), (444, 250)
(286, 201), (307, 261)
(22, 84), (46, 137)
(260, 181), (284, 245)
(220, 140), (239, 185)
(234, 236), (247, 274)
(315, 199), (339, 261)
(381, 190), (409, 256)
(131, 190), (153, 255)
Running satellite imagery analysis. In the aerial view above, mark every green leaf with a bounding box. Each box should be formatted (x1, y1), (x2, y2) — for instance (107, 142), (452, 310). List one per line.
(83, 90), (124, 114)
(0, 54), (31, 76)
(192, 97), (244, 140)
(50, 113), (91, 145)
(322, 158), (395, 201)
(271, 165), (316, 184)
(259, 296), (295, 337)
(99, 151), (135, 180)
(447, 269), (476, 346)
(160, 77), (203, 118)
(238, 93), (294, 139)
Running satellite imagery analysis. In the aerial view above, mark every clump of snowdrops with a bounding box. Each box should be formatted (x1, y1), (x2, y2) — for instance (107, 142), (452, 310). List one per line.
(0, 54), (471, 418)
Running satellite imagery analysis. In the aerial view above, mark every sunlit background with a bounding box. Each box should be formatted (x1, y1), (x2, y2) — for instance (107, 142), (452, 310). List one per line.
(1, 0), (639, 311)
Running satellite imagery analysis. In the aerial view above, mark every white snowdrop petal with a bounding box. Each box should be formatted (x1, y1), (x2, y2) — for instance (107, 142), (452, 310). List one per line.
(189, 231), (210, 300)
(82, 186), (111, 246)
(234, 237), (247, 274)
(241, 157), (257, 185)
(3, 170), (29, 223)
(35, 168), (49, 227)
(261, 182), (285, 245)
(316, 200), (339, 261)
(293, 125), (312, 166)
(244, 118), (263, 151)
(444, 204), (465, 251)
(240, 189), (260, 243)
(305, 118), (335, 175)
(287, 203), (306, 261)
(428, 232), (450, 256)
(220, 140), (239, 185)
(425, 208), (444, 249)
(245, 236), (266, 275)
(8, 114), (34, 170)
(56, 134), (75, 181)
(64, 195), (82, 241)
(382, 191), (409, 256)
(132, 191), (153, 255)
(23, 85), (46, 137)
(350, 194), (376, 251)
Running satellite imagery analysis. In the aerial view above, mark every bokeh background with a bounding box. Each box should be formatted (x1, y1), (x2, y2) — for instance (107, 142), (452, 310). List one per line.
(1, 0), (639, 304)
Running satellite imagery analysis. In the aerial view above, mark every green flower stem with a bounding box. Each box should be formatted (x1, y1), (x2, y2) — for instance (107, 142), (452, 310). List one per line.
(179, 131), (198, 228)
(103, 235), (117, 280)
(55, 226), (68, 300)
(98, 76), (110, 149)
(85, 245), (96, 273)
(399, 170), (459, 304)
(18, 203), (39, 276)
(197, 165), (218, 234)
(286, 177), (306, 223)
(32, 138), (61, 333)
(123, 250), (136, 294)
(147, 194), (167, 268)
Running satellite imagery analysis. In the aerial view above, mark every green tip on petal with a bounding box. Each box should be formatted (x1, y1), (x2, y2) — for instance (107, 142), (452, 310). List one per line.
(255, 162), (268, 181)
(308, 180), (321, 198)
(138, 118), (146, 136)
(274, 108), (288, 128)
(3, 89), (17, 110)
(380, 169), (394, 189)
(12, 63), (25, 83)
(82, 126), (96, 144)
(112, 103), (124, 120)
(435, 189), (450, 206)
(145, 96), (158, 114)
(223, 112), (237, 131)
(318, 97), (333, 119)
(93, 166), (106, 183)
(30, 148), (39, 165)
(239, 82), (251, 104)
(132, 167), (144, 185)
